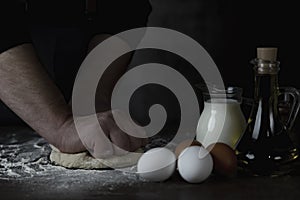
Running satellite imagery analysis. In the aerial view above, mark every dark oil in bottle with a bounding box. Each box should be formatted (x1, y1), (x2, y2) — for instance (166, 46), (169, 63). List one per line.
(236, 51), (299, 176)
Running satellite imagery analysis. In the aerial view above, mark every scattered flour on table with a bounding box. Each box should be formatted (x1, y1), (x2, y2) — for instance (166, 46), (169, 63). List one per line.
(0, 127), (170, 189)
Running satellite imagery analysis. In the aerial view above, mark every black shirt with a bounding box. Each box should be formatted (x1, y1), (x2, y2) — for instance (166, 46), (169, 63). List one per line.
(0, 0), (152, 100)
(1, 0), (152, 51)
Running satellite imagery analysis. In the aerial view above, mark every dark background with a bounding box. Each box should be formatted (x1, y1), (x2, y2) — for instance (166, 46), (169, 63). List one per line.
(129, 0), (300, 128)
(144, 0), (300, 92)
(1, 0), (300, 126)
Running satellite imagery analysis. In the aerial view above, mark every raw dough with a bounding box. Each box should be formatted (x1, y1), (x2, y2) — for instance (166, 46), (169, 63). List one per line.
(49, 145), (143, 169)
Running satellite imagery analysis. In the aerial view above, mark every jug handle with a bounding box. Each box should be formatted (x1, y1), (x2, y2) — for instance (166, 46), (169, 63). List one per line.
(279, 87), (300, 131)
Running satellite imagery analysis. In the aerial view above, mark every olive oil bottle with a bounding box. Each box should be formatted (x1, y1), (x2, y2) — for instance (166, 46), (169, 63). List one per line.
(237, 48), (300, 176)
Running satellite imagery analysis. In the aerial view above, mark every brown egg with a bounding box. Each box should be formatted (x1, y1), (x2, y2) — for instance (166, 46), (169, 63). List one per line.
(175, 139), (202, 158)
(206, 143), (237, 177)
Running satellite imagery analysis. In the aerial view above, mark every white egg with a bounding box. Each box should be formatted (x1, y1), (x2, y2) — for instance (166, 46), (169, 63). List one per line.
(177, 146), (213, 183)
(137, 147), (176, 182)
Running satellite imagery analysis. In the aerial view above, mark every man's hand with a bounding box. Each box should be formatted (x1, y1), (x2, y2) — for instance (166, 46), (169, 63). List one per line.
(58, 110), (147, 158)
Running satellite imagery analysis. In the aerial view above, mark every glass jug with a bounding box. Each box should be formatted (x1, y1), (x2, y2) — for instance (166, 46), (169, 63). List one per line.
(196, 86), (247, 149)
(236, 48), (300, 176)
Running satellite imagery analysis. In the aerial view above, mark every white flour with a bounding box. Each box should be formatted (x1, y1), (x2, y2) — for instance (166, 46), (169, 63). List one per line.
(0, 127), (170, 190)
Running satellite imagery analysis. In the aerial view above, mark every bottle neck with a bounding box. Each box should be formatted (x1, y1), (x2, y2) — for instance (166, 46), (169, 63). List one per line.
(254, 73), (279, 101)
(252, 58), (280, 101)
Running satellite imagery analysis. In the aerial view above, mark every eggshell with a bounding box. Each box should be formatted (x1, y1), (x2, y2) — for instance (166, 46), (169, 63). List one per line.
(207, 143), (237, 177)
(175, 139), (202, 158)
(137, 147), (176, 182)
(177, 146), (213, 183)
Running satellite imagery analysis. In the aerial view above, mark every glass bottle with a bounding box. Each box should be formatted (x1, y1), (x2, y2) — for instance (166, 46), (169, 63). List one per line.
(236, 47), (300, 176)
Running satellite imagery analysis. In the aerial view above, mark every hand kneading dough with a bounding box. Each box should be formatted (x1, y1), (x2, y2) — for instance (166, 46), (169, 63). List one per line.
(49, 145), (144, 169)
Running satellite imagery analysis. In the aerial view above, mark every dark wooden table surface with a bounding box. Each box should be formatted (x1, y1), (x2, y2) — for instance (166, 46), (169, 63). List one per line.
(1, 126), (300, 200)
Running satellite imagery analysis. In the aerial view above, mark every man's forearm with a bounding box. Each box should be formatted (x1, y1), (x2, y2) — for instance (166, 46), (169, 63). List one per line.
(0, 44), (83, 152)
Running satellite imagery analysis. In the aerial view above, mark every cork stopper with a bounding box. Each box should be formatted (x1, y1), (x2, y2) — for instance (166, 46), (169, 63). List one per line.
(257, 47), (278, 62)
